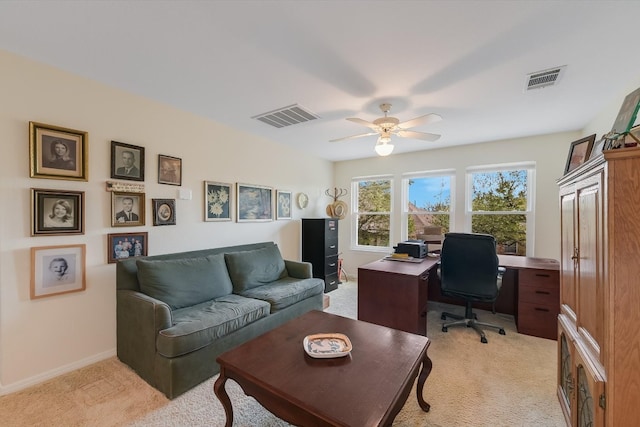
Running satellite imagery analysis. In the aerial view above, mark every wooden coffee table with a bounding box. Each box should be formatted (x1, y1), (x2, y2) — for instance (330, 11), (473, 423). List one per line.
(214, 310), (432, 426)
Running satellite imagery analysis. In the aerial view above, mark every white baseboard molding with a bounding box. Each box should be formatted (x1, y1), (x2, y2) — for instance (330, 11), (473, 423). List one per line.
(0, 348), (116, 396)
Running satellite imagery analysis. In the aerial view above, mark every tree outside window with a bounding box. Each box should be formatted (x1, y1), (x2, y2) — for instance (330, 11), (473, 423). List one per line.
(405, 175), (453, 239)
(469, 168), (530, 256)
(353, 178), (392, 248)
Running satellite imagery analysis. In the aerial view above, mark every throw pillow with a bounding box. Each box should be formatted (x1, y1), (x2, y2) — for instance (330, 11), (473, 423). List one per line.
(136, 253), (233, 309)
(224, 244), (288, 292)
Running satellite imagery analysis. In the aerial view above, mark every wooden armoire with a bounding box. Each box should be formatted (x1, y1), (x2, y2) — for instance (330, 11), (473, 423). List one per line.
(556, 147), (640, 426)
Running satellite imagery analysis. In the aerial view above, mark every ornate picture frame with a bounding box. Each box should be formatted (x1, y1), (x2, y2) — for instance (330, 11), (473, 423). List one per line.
(153, 198), (176, 226)
(111, 140), (145, 181)
(31, 188), (84, 236)
(29, 121), (88, 181)
(107, 231), (148, 263)
(111, 192), (145, 227)
(276, 190), (292, 220)
(204, 181), (233, 222)
(158, 154), (182, 186)
(564, 134), (595, 174)
(31, 244), (86, 299)
(237, 183), (273, 222)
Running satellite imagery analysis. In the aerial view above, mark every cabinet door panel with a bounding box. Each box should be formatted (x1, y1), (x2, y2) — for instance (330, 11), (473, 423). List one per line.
(574, 342), (605, 427)
(560, 191), (577, 322)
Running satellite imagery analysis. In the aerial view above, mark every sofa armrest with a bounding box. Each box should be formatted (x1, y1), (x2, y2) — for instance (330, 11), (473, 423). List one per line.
(117, 290), (172, 383)
(284, 260), (313, 279)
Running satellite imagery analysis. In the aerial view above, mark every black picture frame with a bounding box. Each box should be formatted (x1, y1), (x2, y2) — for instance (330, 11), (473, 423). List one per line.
(564, 134), (596, 174)
(31, 188), (85, 236)
(107, 232), (148, 263)
(111, 141), (145, 181)
(153, 199), (176, 226)
(29, 122), (88, 181)
(158, 154), (182, 186)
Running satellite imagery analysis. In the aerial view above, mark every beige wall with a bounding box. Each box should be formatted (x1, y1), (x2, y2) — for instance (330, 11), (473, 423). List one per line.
(0, 50), (333, 393)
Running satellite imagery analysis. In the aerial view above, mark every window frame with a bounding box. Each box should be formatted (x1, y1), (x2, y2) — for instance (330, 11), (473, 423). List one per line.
(351, 175), (394, 252)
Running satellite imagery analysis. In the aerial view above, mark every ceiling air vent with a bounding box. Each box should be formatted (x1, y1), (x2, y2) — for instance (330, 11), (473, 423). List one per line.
(252, 104), (320, 128)
(524, 66), (566, 91)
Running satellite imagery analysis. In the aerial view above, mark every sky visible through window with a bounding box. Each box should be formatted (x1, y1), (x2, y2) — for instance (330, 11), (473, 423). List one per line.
(408, 176), (451, 209)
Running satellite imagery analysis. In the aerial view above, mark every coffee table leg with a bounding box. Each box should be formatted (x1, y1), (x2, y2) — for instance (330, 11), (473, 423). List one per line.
(416, 353), (433, 412)
(214, 367), (234, 427)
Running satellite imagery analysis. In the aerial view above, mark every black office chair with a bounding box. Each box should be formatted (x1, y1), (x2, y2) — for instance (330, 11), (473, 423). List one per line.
(438, 232), (506, 343)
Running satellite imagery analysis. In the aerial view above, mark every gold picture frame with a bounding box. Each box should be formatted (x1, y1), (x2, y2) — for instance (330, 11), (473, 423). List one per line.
(29, 122), (88, 181)
(31, 244), (86, 299)
(111, 192), (145, 227)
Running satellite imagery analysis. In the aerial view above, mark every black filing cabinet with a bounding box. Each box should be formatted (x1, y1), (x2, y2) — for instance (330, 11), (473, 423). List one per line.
(302, 218), (340, 292)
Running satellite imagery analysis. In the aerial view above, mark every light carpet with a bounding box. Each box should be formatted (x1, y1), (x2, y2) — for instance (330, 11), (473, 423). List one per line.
(0, 280), (565, 426)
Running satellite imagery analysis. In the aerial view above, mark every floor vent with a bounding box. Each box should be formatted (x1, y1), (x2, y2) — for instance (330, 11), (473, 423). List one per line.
(525, 66), (566, 91)
(252, 104), (320, 128)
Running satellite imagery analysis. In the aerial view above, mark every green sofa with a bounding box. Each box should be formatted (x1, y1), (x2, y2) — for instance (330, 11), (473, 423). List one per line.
(116, 241), (324, 398)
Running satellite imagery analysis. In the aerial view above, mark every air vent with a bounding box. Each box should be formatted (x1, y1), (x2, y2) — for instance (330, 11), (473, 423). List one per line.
(525, 66), (566, 91)
(252, 104), (320, 128)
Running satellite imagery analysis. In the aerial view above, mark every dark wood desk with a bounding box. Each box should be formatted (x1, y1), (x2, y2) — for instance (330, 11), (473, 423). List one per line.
(358, 255), (559, 340)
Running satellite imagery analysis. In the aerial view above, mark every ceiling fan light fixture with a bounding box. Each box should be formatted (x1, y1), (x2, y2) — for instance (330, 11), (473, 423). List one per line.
(375, 139), (394, 156)
(377, 134), (392, 144)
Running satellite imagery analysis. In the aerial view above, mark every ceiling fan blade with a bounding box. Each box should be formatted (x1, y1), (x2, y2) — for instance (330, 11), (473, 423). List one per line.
(397, 113), (442, 130)
(396, 130), (441, 142)
(330, 132), (379, 142)
(346, 117), (380, 130)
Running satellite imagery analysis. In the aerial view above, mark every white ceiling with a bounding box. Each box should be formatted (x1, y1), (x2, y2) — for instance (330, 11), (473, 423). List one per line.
(2, 1), (640, 161)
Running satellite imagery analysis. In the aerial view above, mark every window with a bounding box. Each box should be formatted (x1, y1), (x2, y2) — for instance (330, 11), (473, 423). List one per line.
(352, 177), (392, 249)
(403, 172), (454, 240)
(466, 164), (534, 256)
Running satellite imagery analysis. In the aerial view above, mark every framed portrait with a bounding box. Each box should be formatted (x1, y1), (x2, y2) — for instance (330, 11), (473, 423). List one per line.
(29, 121), (88, 181)
(276, 190), (292, 220)
(107, 232), (148, 263)
(158, 154), (182, 186)
(237, 183), (273, 222)
(30, 244), (86, 299)
(153, 199), (176, 226)
(111, 192), (145, 227)
(31, 188), (84, 236)
(589, 137), (607, 160)
(205, 181), (233, 222)
(564, 134), (596, 174)
(111, 141), (145, 181)
(611, 87), (640, 135)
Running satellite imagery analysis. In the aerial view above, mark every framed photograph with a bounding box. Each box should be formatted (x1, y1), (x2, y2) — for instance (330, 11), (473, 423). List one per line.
(611, 87), (640, 135)
(589, 137), (607, 160)
(30, 244), (86, 299)
(153, 199), (176, 226)
(31, 188), (84, 236)
(205, 181), (233, 221)
(276, 190), (292, 220)
(158, 154), (182, 186)
(111, 192), (145, 227)
(111, 141), (144, 181)
(237, 183), (273, 222)
(107, 232), (148, 263)
(564, 134), (596, 174)
(29, 121), (88, 181)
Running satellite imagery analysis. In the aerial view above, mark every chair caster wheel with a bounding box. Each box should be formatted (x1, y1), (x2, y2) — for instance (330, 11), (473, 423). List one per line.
(499, 329), (506, 335)
(481, 337), (488, 344)
(440, 314), (446, 320)
(442, 326), (448, 333)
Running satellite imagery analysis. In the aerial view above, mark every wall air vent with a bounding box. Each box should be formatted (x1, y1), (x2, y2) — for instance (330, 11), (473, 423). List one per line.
(525, 65), (566, 91)
(252, 104), (320, 128)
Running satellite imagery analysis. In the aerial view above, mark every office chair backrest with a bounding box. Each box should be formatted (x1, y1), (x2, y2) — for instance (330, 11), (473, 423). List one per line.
(440, 232), (500, 299)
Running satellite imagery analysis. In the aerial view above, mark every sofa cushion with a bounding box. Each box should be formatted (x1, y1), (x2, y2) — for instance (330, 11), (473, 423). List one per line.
(238, 277), (324, 312)
(156, 294), (270, 358)
(224, 244), (288, 292)
(136, 254), (233, 309)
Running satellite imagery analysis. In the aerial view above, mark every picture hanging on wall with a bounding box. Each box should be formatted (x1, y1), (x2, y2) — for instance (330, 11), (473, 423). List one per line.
(107, 231), (148, 263)
(31, 188), (84, 236)
(153, 198), (176, 226)
(111, 192), (145, 227)
(158, 154), (182, 186)
(31, 244), (86, 299)
(276, 190), (292, 220)
(29, 121), (88, 181)
(237, 183), (273, 222)
(111, 140), (145, 181)
(204, 181), (233, 221)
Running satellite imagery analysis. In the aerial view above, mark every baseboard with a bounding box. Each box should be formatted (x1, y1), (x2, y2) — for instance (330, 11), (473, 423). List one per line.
(0, 348), (116, 396)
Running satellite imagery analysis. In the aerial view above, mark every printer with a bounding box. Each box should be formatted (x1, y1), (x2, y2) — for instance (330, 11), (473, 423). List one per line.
(394, 240), (427, 259)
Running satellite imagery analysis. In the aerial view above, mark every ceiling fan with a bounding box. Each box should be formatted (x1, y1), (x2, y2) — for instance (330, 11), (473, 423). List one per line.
(330, 103), (442, 156)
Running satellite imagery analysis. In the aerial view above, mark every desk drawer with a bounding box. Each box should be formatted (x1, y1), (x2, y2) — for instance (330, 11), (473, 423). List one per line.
(519, 283), (559, 307)
(519, 269), (559, 290)
(517, 301), (558, 340)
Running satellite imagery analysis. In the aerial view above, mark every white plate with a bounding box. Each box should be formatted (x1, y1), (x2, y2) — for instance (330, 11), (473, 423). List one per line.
(303, 333), (352, 358)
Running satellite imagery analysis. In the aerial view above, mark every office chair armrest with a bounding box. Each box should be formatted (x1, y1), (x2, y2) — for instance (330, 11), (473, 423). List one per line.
(496, 266), (506, 291)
